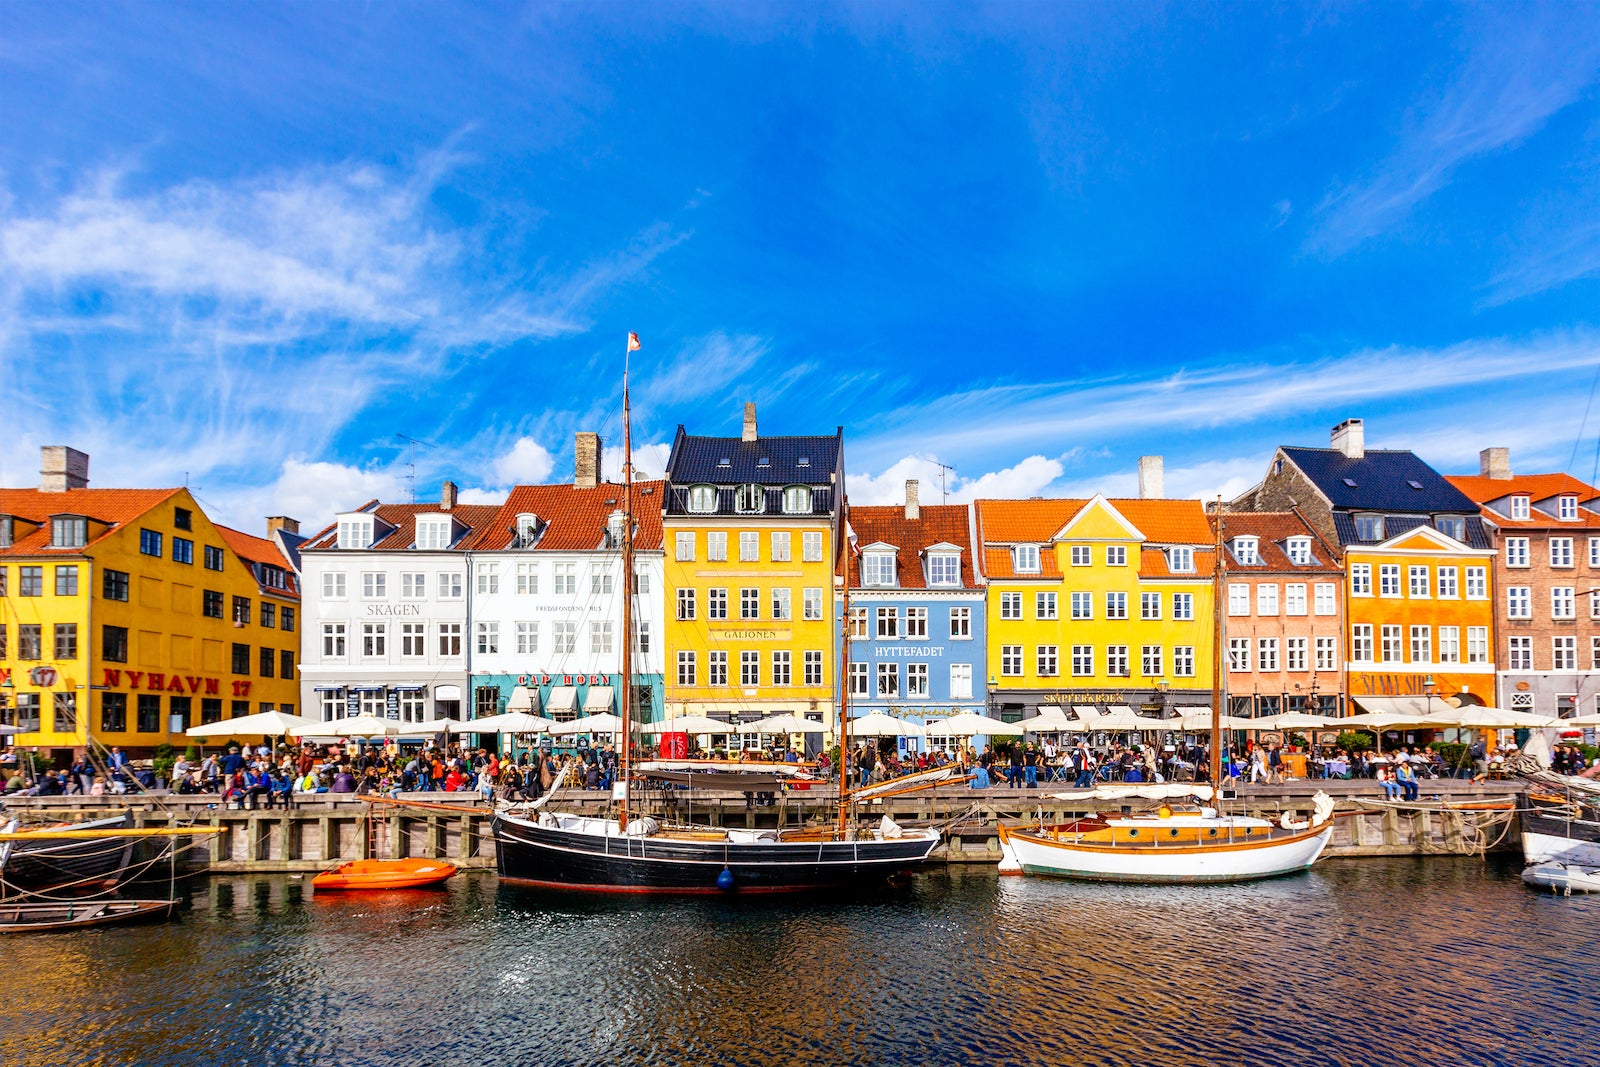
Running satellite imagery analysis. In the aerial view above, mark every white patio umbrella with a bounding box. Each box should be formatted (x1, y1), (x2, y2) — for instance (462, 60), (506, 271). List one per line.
(1430, 706), (1560, 730)
(1251, 712), (1335, 732)
(753, 714), (827, 734)
(849, 712), (928, 737)
(1339, 711), (1426, 731)
(1558, 713), (1600, 727)
(187, 710), (318, 739)
(393, 718), (468, 736)
(1094, 705), (1168, 731)
(300, 713), (399, 740)
(1178, 709), (1259, 731)
(641, 715), (733, 734)
(551, 712), (627, 736)
(1022, 708), (1084, 732)
(936, 712), (1024, 737)
(465, 712), (558, 734)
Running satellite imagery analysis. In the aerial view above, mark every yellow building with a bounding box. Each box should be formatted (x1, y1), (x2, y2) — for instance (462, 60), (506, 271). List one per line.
(0, 447), (301, 762)
(974, 494), (1217, 721)
(660, 406), (842, 745)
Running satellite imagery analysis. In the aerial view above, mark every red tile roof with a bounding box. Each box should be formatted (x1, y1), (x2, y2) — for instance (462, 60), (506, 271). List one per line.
(1214, 511), (1342, 572)
(975, 497), (1214, 545)
(841, 504), (977, 589)
(216, 525), (301, 599)
(301, 503), (503, 551)
(0, 487), (181, 556)
(1446, 473), (1600, 529)
(470, 481), (665, 552)
(1139, 547), (1218, 579)
(982, 546), (1063, 581)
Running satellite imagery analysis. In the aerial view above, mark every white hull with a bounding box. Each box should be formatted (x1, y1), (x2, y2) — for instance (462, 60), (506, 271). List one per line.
(1002, 823), (1333, 884)
(1522, 862), (1600, 894)
(1521, 831), (1600, 867)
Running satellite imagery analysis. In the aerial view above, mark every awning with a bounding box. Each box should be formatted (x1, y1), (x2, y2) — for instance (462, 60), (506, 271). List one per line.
(1350, 696), (1443, 717)
(312, 686), (343, 693)
(506, 685), (538, 713)
(390, 685), (425, 693)
(545, 686), (578, 715)
(351, 686), (386, 693)
(582, 686), (615, 713)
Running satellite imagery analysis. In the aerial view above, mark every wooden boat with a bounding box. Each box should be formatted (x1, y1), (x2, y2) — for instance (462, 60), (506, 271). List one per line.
(0, 898), (176, 933)
(0, 812), (136, 897)
(312, 857), (458, 891)
(1522, 861), (1600, 895)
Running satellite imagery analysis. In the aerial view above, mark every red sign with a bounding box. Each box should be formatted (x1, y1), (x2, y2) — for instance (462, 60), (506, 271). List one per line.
(516, 673), (614, 686)
(101, 669), (222, 695)
(28, 666), (58, 686)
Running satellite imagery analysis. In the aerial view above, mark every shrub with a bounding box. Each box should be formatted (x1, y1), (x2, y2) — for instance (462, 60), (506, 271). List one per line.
(1336, 731), (1374, 753)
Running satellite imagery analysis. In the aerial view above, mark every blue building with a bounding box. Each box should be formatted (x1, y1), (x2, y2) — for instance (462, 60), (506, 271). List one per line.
(838, 481), (986, 751)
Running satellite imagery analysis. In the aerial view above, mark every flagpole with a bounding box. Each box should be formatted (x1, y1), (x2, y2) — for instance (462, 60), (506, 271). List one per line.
(618, 332), (638, 833)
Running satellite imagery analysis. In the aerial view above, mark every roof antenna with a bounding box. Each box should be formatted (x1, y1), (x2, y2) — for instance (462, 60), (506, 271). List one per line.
(932, 460), (956, 504)
(396, 433), (436, 504)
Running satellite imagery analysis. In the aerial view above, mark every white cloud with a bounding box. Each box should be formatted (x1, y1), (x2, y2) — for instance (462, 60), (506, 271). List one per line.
(954, 455), (1066, 500)
(847, 453), (1066, 506)
(492, 437), (556, 485)
(641, 332), (769, 405)
(214, 458), (406, 533)
(602, 441), (671, 483)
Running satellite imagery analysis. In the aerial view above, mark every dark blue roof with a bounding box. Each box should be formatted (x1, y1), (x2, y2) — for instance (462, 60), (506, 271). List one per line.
(1283, 447), (1480, 514)
(1330, 511), (1491, 550)
(665, 426), (841, 486)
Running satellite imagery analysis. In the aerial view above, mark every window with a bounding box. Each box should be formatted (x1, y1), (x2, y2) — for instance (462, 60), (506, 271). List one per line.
(804, 588), (823, 620)
(1069, 592), (1092, 620)
(1354, 514), (1384, 541)
(1286, 637), (1307, 671)
(1106, 645), (1129, 676)
(674, 531), (696, 561)
(98, 624), (129, 664)
(707, 650), (728, 686)
(1508, 586), (1531, 619)
(687, 485), (716, 513)
(12, 693), (39, 732)
(140, 528), (162, 557)
(1070, 545), (1091, 567)
(1593, 636), (1600, 670)
(1000, 593), (1023, 620)
(848, 661), (868, 696)
(1000, 645), (1023, 676)
(228, 596), (250, 625)
(949, 606), (971, 638)
(19, 566), (42, 596)
(260, 603), (276, 629)
(197, 589), (221, 619)
(259, 647), (275, 677)
(1409, 626), (1431, 665)
(103, 568), (129, 601)
(905, 606), (927, 638)
(1351, 564), (1371, 596)
(1036, 645), (1058, 677)
(590, 621), (614, 654)
(783, 486), (812, 513)
(133, 694), (160, 733)
(51, 516), (87, 548)
(363, 624), (387, 658)
(17, 624), (40, 660)
(53, 623), (78, 660)
(804, 650), (823, 686)
(1257, 584), (1279, 615)
(172, 537), (193, 564)
(706, 531), (728, 561)
(552, 563), (576, 595)
(736, 484), (765, 513)
(1141, 592), (1162, 620)
(591, 566), (614, 595)
(771, 587), (792, 621)
(1553, 587), (1576, 619)
(741, 651), (760, 687)
(438, 623), (462, 657)
(1435, 516), (1466, 542)
(1258, 638), (1278, 672)
(1285, 584), (1307, 615)
(1506, 538), (1530, 567)
(1311, 582), (1335, 616)
(1591, 536), (1600, 567)
(1106, 545), (1127, 566)
(1172, 593), (1194, 620)
(403, 622), (428, 657)
(232, 642), (252, 674)
(739, 531), (759, 562)
(802, 532), (823, 562)
(1560, 496), (1579, 521)
(1379, 565), (1401, 597)
(1406, 566), (1429, 598)
(100, 692), (127, 733)
(474, 563), (498, 595)
(863, 552), (896, 586)
(1286, 538), (1312, 565)
(321, 572), (346, 599)
(633, 567), (649, 596)
(1427, 566), (1456, 600)
(1014, 545), (1041, 573)
(771, 531), (791, 561)
(1105, 592), (1128, 619)
(1166, 547), (1194, 573)
(322, 623), (347, 657)
(877, 662), (899, 696)
(1173, 646), (1195, 677)
(553, 622), (577, 654)
(708, 588), (728, 620)
(1316, 636), (1338, 670)
(1233, 537), (1259, 565)
(1506, 495), (1531, 521)
(1141, 644), (1162, 677)
(1351, 625), (1373, 662)
(876, 607), (900, 638)
(1552, 538), (1575, 567)
(357, 572), (385, 600)
(415, 518), (451, 550)
(1554, 636), (1578, 671)
(1071, 645), (1094, 677)
(1035, 592), (1057, 620)
(1467, 627), (1489, 663)
(740, 587), (760, 620)
(1227, 583), (1250, 616)
(396, 572), (424, 599)
(53, 692), (77, 734)
(929, 553), (960, 585)
(677, 651), (697, 686)
(950, 663), (972, 699)
(676, 588), (696, 620)
(53, 565), (78, 597)
(1465, 566), (1487, 599)
(1380, 625), (1403, 663)
(1508, 636), (1533, 671)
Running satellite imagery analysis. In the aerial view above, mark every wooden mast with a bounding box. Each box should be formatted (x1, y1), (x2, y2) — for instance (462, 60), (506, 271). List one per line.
(1210, 495), (1226, 800)
(617, 334), (636, 833)
(837, 499), (852, 839)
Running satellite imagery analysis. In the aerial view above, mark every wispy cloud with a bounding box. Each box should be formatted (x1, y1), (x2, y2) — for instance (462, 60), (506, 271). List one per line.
(1483, 218), (1600, 306)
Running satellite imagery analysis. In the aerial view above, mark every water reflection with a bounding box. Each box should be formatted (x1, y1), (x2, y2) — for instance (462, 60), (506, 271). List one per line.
(0, 860), (1596, 1067)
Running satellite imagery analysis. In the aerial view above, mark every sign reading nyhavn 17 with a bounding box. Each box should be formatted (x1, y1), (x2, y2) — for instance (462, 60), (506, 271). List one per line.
(100, 669), (250, 697)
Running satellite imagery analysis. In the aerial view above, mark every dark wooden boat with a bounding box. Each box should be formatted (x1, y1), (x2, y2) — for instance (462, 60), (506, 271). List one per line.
(0, 812), (136, 897)
(0, 898), (176, 933)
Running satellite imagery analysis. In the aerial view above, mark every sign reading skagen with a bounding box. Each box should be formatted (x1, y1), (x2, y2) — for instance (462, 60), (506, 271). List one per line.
(366, 603), (424, 617)
(709, 627), (791, 641)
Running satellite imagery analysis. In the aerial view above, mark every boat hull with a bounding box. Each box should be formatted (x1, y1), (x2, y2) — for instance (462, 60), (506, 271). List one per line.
(1522, 862), (1600, 894)
(1, 813), (136, 897)
(0, 898), (176, 932)
(312, 858), (458, 891)
(492, 814), (939, 894)
(1521, 827), (1600, 867)
(998, 823), (1333, 884)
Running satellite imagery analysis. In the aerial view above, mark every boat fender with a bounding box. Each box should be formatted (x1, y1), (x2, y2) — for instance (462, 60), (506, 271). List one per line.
(1157, 805), (1172, 819)
(716, 867), (736, 891)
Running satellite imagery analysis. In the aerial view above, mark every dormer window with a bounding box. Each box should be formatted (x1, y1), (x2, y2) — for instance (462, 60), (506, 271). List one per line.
(1434, 516), (1466, 543)
(1232, 536), (1259, 565)
(797, 457), (811, 467)
(1286, 537), (1312, 565)
(606, 510), (627, 547)
(1353, 513), (1385, 541)
(1559, 495), (1579, 521)
(686, 485), (717, 513)
(735, 484), (765, 513)
(414, 516), (452, 550)
(1510, 496), (1530, 521)
(782, 486), (812, 514)
(513, 513), (541, 548)
(863, 551), (897, 587)
(928, 552), (961, 586)
(337, 517), (374, 550)
(1013, 545), (1040, 573)
(1166, 547), (1195, 573)
(50, 516), (87, 549)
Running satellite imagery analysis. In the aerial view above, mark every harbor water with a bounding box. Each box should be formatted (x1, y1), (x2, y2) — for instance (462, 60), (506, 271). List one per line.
(2, 858), (1595, 1067)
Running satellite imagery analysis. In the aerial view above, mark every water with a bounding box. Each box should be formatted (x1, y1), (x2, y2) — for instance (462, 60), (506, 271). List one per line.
(1, 859), (1595, 1067)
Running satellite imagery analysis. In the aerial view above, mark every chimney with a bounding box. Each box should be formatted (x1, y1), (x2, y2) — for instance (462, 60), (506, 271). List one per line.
(266, 516), (300, 536)
(742, 402), (758, 442)
(1480, 447), (1511, 480)
(440, 481), (458, 511)
(1331, 418), (1365, 459)
(39, 446), (89, 492)
(905, 479), (920, 521)
(1137, 456), (1164, 499)
(574, 431), (601, 489)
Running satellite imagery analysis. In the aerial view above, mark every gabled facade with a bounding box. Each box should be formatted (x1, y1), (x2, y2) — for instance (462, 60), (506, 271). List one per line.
(661, 404), (843, 743)
(1448, 448), (1600, 719)
(838, 482), (985, 749)
(0, 446), (300, 756)
(974, 492), (1216, 722)
(1234, 419), (1496, 707)
(297, 483), (499, 726)
(465, 433), (666, 725)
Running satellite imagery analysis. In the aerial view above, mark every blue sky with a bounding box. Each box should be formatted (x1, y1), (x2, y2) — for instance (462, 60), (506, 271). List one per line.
(2, 3), (1599, 530)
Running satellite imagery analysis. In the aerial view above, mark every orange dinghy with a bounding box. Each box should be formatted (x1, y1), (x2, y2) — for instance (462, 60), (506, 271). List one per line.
(312, 858), (458, 891)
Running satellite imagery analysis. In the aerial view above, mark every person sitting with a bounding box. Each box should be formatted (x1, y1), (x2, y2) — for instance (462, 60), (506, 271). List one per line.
(1395, 760), (1420, 802)
(271, 770), (294, 807)
(330, 766), (357, 793)
(1378, 768), (1401, 800)
(246, 767), (273, 809)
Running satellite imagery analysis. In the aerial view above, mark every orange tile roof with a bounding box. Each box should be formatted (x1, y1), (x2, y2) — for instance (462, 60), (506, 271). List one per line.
(1139, 547), (1218, 579)
(975, 497), (1213, 545)
(1215, 511), (1343, 572)
(215, 525), (301, 599)
(301, 503), (504, 551)
(469, 481), (665, 552)
(982, 547), (1063, 581)
(0, 487), (181, 556)
(1446, 473), (1600, 529)
(841, 504), (976, 589)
